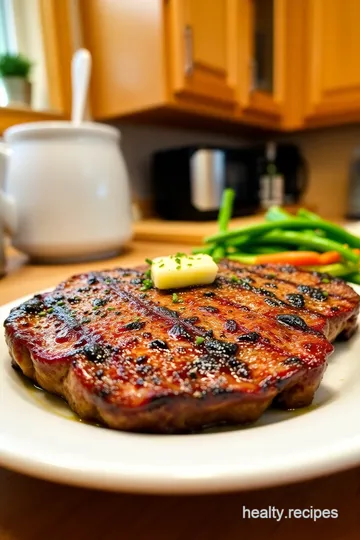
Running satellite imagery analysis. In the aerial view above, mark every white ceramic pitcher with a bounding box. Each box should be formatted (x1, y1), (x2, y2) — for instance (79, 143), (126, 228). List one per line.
(0, 121), (132, 263)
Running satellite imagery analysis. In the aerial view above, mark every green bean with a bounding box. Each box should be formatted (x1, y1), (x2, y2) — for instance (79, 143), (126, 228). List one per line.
(347, 272), (360, 285)
(290, 208), (328, 237)
(244, 245), (290, 254)
(247, 230), (360, 263)
(212, 245), (226, 262)
(225, 245), (239, 254)
(306, 228), (327, 237)
(228, 234), (298, 250)
(205, 218), (360, 248)
(228, 254), (257, 264)
(218, 188), (235, 232)
(297, 209), (357, 246)
(265, 207), (323, 239)
(306, 263), (358, 278)
(265, 206), (294, 222)
(192, 244), (215, 255)
(297, 208), (322, 221)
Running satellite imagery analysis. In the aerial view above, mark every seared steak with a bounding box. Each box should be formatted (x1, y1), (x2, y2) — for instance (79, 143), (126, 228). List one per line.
(4, 262), (360, 433)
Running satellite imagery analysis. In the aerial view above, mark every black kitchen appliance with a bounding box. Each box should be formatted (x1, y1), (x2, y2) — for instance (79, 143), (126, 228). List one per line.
(150, 143), (307, 221)
(252, 143), (308, 207)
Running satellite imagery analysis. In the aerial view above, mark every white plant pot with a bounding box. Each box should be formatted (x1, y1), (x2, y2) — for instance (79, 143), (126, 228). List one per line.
(0, 77), (32, 107)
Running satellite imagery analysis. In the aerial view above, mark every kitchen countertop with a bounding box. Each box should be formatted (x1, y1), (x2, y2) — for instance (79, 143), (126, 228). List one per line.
(0, 241), (192, 304)
(133, 215), (265, 244)
(1, 240), (360, 540)
(132, 209), (346, 245)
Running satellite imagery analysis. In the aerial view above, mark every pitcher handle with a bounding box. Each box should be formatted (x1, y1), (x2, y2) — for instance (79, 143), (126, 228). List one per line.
(0, 142), (17, 235)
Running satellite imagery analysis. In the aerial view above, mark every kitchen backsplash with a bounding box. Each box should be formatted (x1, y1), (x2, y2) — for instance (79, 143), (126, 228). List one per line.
(117, 122), (250, 216)
(283, 124), (360, 219)
(117, 121), (360, 220)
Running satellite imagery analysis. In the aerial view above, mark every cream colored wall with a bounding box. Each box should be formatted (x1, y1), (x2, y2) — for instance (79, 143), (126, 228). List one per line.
(118, 122), (248, 201)
(281, 125), (360, 219)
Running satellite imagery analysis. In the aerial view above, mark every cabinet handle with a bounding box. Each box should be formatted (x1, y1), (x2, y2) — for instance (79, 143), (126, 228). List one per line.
(184, 24), (193, 76)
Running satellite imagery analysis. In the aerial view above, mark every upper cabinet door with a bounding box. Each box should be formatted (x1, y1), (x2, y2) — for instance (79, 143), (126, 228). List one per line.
(305, 0), (360, 123)
(239, 0), (285, 120)
(167, 0), (237, 107)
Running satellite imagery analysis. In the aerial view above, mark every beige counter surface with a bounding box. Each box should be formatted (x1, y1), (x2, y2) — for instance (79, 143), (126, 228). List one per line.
(1, 240), (360, 540)
(132, 209), (345, 245)
(133, 215), (265, 244)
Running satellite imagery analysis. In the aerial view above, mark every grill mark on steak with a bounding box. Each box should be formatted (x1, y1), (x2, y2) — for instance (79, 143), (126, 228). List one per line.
(110, 272), (315, 335)
(9, 270), (329, 378)
(219, 261), (357, 322)
(4, 261), (359, 433)
(199, 281), (330, 361)
(56, 274), (259, 394)
(101, 268), (354, 360)
(224, 261), (356, 303)
(215, 277), (327, 334)
(98, 270), (333, 368)
(52, 279), (209, 397)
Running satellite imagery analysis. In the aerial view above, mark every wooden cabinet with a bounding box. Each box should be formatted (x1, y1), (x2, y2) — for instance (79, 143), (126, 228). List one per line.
(79, 0), (240, 120)
(167, 0), (237, 108)
(79, 0), (287, 126)
(75, 0), (360, 132)
(14, 0), (360, 134)
(79, 0), (167, 119)
(238, 0), (286, 122)
(304, 0), (360, 126)
(78, 0), (360, 131)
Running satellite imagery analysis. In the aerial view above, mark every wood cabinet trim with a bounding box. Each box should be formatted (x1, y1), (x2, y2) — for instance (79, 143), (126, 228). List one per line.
(234, 0), (251, 108)
(166, 0), (185, 93)
(79, 0), (166, 119)
(307, 0), (322, 115)
(246, 90), (282, 118)
(281, 0), (307, 129)
(274, 0), (285, 105)
(305, 0), (360, 123)
(0, 107), (63, 135)
(192, 62), (228, 78)
(166, 0), (237, 106)
(39, 0), (75, 116)
(242, 0), (286, 119)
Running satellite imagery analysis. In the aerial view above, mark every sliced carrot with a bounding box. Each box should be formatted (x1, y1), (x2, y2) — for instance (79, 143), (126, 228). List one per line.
(253, 251), (323, 266)
(318, 251), (342, 265)
(353, 248), (360, 255)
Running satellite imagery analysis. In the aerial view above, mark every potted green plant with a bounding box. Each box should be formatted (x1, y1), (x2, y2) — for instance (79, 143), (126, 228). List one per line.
(0, 53), (32, 107)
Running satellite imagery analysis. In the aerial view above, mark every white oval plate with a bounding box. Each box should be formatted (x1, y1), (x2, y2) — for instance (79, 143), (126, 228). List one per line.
(1, 291), (360, 494)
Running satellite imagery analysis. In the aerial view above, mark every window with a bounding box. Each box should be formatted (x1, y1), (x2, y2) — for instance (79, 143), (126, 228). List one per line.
(0, 0), (50, 109)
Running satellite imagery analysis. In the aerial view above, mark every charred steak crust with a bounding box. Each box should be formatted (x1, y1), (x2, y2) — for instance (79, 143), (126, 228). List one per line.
(4, 261), (360, 433)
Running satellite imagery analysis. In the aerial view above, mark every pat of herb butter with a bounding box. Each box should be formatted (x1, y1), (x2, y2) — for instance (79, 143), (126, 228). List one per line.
(151, 253), (218, 290)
